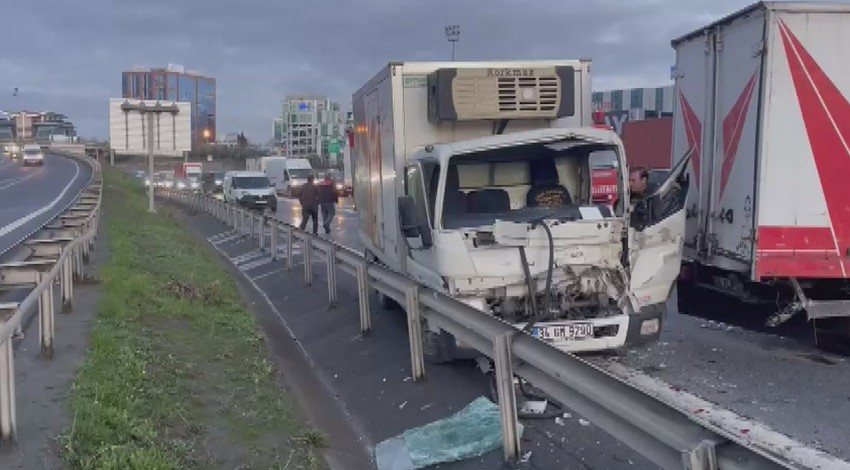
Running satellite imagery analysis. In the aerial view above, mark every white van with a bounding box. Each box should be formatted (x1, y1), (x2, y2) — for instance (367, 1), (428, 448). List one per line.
(222, 171), (278, 212)
(281, 158), (314, 197)
(21, 144), (45, 166)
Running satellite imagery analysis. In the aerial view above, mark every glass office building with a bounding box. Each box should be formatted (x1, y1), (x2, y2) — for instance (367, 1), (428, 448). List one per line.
(122, 65), (216, 146)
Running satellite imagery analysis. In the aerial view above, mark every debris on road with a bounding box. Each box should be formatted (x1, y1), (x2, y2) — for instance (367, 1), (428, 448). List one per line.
(375, 397), (523, 470)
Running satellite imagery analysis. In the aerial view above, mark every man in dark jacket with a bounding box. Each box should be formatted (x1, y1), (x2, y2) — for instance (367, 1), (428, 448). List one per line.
(318, 175), (339, 234)
(298, 174), (319, 235)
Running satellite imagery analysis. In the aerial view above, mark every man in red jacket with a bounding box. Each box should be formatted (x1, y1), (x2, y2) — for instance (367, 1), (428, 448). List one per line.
(318, 175), (339, 234)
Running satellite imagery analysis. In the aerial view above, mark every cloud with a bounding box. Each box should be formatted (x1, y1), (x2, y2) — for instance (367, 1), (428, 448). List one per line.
(0, 0), (757, 141)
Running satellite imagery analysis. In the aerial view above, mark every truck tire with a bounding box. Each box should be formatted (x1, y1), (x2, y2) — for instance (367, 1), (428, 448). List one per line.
(422, 326), (455, 364)
(363, 249), (401, 311)
(813, 317), (850, 355)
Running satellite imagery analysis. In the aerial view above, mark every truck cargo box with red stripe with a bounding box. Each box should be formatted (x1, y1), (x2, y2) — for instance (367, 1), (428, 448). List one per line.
(672, 1), (850, 337)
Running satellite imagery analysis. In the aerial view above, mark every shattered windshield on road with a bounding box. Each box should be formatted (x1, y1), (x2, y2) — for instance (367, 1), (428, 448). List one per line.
(432, 140), (621, 229)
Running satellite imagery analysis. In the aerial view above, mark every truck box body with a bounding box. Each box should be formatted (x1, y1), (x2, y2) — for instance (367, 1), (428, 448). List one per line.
(672, 1), (850, 282)
(353, 61), (592, 271)
(174, 162), (202, 180)
(621, 118), (672, 170)
(343, 130), (353, 193)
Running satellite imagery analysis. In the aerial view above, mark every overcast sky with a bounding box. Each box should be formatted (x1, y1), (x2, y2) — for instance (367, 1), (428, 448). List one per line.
(0, 0), (760, 141)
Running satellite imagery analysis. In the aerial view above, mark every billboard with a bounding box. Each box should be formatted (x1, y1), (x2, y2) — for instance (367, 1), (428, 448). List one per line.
(108, 98), (191, 157)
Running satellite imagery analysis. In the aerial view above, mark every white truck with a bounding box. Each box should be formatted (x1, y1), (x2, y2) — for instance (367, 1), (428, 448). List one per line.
(280, 158), (314, 198)
(353, 61), (692, 362)
(247, 156), (288, 194)
(672, 2), (850, 344)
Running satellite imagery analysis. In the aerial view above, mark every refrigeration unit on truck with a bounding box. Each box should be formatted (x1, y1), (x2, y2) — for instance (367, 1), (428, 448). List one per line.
(353, 60), (693, 362)
(281, 158), (314, 197)
(671, 1), (850, 342)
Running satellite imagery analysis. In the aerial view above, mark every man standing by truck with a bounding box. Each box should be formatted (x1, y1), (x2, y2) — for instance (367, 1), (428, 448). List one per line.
(318, 174), (339, 234)
(298, 174), (320, 235)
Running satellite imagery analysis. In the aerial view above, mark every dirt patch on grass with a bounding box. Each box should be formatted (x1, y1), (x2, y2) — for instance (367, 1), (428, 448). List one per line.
(61, 170), (327, 470)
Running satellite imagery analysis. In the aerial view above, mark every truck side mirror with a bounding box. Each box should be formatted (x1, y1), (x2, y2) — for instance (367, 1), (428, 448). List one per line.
(398, 195), (433, 248)
(398, 196), (420, 238)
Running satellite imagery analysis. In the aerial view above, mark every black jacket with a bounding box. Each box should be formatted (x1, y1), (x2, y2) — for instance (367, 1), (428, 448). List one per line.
(318, 181), (339, 204)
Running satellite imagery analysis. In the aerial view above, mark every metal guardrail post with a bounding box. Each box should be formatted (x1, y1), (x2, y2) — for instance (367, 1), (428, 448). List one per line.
(285, 226), (294, 271)
(61, 256), (73, 313)
(0, 304), (17, 445)
(404, 285), (425, 381)
(258, 215), (266, 251)
(304, 236), (313, 286)
(356, 260), (372, 335)
(494, 333), (520, 461)
(270, 222), (279, 260)
(326, 245), (337, 307)
(38, 273), (55, 358)
(248, 212), (255, 240)
(74, 246), (84, 279)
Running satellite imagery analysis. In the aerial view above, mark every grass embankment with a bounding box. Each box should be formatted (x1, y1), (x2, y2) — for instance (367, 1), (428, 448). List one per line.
(62, 170), (326, 469)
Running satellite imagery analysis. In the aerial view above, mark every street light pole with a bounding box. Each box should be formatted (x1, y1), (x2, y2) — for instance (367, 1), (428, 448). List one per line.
(120, 100), (180, 213)
(445, 25), (461, 61)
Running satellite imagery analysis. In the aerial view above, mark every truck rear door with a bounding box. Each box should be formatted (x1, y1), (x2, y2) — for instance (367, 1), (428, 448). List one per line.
(672, 31), (714, 263)
(672, 10), (765, 273)
(704, 10), (765, 272)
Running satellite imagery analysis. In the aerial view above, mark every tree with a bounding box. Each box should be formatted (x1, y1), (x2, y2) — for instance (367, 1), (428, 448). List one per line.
(237, 132), (248, 148)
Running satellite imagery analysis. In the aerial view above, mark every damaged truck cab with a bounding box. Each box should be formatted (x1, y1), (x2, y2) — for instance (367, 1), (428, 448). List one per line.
(353, 61), (691, 362)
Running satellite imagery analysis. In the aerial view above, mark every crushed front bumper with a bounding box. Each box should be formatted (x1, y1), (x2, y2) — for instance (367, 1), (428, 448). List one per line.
(448, 303), (665, 355)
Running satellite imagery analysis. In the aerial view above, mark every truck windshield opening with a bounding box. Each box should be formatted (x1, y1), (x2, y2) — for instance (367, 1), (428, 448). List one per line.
(436, 140), (620, 229)
(233, 177), (270, 189)
(288, 169), (313, 179)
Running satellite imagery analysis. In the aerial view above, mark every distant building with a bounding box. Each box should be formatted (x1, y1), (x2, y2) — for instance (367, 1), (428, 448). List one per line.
(121, 64), (216, 146)
(591, 85), (674, 135)
(275, 96), (344, 163)
(0, 111), (76, 142)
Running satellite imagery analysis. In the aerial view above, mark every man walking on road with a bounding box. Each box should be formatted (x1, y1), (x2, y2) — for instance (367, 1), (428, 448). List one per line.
(318, 175), (339, 234)
(298, 174), (320, 235)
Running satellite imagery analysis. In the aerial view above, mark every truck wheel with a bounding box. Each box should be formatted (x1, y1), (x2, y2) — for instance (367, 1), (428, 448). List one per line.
(422, 326), (455, 364)
(675, 280), (697, 315)
(813, 317), (850, 355)
(363, 249), (401, 311)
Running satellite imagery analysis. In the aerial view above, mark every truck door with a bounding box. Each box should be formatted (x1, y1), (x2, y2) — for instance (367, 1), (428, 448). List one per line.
(628, 149), (693, 310)
(672, 31), (715, 261)
(400, 162), (442, 289)
(704, 11), (765, 271)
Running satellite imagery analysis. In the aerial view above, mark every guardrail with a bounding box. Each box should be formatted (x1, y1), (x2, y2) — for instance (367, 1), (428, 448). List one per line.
(159, 189), (848, 470)
(0, 153), (102, 445)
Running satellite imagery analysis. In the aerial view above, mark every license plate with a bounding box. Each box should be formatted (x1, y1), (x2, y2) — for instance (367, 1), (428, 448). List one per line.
(532, 323), (593, 341)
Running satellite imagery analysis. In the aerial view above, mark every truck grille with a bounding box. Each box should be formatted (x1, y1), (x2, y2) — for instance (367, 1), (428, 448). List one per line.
(497, 76), (560, 112)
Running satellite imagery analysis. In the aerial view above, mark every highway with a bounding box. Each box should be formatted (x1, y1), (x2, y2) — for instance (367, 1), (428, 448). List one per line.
(189, 194), (850, 468)
(0, 153), (93, 259)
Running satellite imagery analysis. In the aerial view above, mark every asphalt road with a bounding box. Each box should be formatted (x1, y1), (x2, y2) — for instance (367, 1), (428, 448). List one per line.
(0, 153), (92, 258)
(268, 196), (850, 463)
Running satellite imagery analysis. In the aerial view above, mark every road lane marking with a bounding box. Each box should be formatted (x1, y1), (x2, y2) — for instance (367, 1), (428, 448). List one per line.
(0, 159), (81, 239)
(0, 172), (39, 191)
(251, 267), (286, 280)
